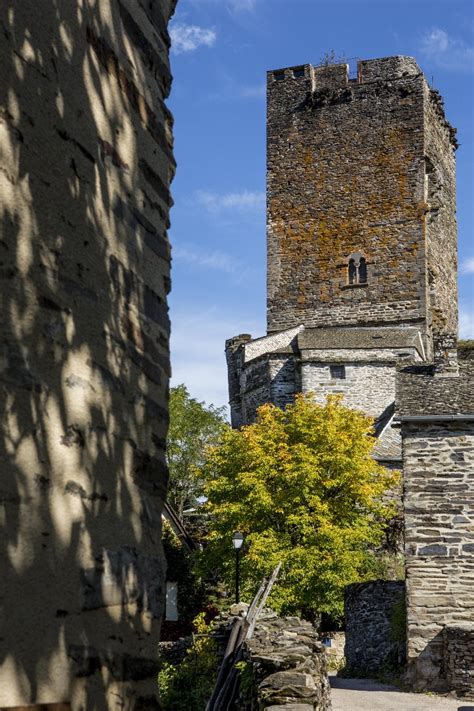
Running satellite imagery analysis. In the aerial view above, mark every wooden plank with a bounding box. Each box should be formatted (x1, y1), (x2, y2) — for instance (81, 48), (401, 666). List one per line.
(206, 563), (282, 711)
(246, 562), (282, 640)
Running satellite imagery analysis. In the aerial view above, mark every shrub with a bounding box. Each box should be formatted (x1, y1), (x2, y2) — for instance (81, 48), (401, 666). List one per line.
(158, 613), (218, 711)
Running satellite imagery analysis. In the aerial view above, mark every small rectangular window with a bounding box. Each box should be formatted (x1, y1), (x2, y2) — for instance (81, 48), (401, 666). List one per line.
(293, 67), (305, 78)
(274, 71), (285, 81)
(330, 365), (346, 380)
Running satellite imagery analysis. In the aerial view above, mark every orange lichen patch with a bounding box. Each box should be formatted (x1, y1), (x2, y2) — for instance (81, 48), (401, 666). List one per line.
(266, 68), (456, 335)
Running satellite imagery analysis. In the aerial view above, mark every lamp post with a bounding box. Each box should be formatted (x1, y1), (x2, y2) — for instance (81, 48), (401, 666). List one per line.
(232, 531), (244, 604)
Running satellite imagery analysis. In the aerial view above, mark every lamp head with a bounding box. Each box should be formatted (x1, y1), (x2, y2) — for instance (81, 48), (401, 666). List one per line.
(232, 530), (244, 550)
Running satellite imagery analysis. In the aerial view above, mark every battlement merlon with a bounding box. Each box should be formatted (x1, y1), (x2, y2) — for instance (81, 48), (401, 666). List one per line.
(267, 55), (421, 87)
(266, 56), (456, 144)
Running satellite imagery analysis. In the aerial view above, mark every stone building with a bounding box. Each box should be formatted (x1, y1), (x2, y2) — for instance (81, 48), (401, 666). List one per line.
(227, 56), (473, 691)
(397, 347), (474, 692)
(226, 55), (458, 470)
(0, 1), (176, 708)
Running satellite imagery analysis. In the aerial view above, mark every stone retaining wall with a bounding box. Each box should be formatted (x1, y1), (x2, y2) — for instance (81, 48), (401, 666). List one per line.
(344, 580), (406, 675)
(443, 623), (474, 699)
(241, 612), (332, 710)
(212, 607), (331, 710)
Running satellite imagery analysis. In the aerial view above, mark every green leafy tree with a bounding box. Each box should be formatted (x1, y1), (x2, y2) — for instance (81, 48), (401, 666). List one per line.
(199, 394), (399, 620)
(167, 384), (228, 517)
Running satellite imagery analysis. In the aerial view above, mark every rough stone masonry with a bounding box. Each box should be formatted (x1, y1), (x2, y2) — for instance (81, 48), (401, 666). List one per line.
(227, 55), (473, 693)
(0, 1), (176, 708)
(397, 347), (474, 693)
(226, 56), (458, 476)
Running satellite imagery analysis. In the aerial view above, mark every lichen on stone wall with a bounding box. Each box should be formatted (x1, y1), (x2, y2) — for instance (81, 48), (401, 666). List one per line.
(266, 57), (457, 343)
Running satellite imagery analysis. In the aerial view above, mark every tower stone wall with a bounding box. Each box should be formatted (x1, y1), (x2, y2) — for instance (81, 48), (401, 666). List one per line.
(423, 87), (458, 344)
(0, 1), (176, 708)
(266, 57), (458, 348)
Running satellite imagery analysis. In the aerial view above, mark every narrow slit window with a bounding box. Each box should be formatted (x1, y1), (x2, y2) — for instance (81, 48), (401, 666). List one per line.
(330, 365), (346, 380)
(358, 257), (367, 283)
(348, 258), (357, 284)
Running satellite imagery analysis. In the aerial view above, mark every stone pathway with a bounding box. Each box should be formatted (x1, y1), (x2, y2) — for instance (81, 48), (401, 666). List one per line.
(330, 675), (471, 711)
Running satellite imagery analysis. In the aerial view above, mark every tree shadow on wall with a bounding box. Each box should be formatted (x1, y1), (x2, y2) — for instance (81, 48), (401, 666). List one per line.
(0, 2), (172, 708)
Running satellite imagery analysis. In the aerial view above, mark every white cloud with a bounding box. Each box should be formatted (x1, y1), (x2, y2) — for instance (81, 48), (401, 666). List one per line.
(173, 244), (260, 285)
(461, 257), (474, 275)
(170, 308), (265, 410)
(189, 0), (258, 11)
(239, 83), (266, 99)
(460, 304), (474, 339)
(173, 245), (239, 274)
(170, 23), (216, 54)
(229, 0), (258, 10)
(195, 189), (265, 212)
(420, 28), (474, 71)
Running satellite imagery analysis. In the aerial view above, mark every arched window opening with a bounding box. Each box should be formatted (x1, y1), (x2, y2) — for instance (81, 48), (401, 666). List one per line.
(348, 258), (357, 284)
(347, 253), (368, 285)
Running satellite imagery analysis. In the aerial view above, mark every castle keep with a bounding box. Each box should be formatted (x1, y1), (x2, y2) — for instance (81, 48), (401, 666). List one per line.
(227, 56), (474, 692)
(227, 56), (458, 468)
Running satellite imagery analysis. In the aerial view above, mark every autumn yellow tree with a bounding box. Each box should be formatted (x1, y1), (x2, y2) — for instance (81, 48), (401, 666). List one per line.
(199, 394), (399, 619)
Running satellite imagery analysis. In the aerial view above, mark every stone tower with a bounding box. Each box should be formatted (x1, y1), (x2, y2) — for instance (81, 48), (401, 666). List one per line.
(266, 56), (458, 349)
(227, 56), (458, 435)
(227, 56), (474, 696)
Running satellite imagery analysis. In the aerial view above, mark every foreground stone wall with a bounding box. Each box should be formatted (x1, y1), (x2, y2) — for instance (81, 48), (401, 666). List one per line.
(239, 611), (331, 710)
(344, 581), (406, 675)
(398, 351), (474, 691)
(0, 1), (176, 708)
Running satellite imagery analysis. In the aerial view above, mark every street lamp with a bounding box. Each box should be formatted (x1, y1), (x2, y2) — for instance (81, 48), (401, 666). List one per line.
(232, 531), (244, 604)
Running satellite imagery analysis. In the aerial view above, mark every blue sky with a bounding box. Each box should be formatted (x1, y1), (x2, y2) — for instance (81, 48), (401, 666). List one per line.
(167, 0), (474, 409)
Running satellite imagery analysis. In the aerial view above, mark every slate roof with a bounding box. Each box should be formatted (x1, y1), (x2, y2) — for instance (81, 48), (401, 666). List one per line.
(396, 349), (474, 417)
(372, 402), (402, 462)
(372, 421), (402, 462)
(298, 327), (424, 355)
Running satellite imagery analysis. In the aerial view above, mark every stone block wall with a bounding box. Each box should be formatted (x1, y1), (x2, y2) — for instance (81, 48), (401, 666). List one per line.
(266, 57), (457, 342)
(226, 325), (424, 429)
(238, 612), (332, 710)
(443, 623), (474, 698)
(402, 419), (474, 690)
(301, 358), (397, 418)
(0, 1), (176, 708)
(344, 580), (406, 675)
(398, 352), (474, 691)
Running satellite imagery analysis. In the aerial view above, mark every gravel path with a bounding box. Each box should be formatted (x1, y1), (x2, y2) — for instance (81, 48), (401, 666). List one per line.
(330, 675), (472, 711)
